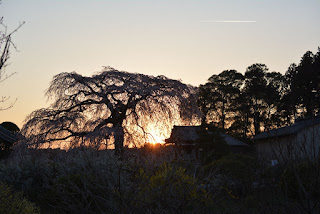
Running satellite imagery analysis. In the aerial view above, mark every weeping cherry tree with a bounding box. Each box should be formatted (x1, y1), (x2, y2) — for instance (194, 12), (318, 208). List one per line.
(22, 67), (199, 154)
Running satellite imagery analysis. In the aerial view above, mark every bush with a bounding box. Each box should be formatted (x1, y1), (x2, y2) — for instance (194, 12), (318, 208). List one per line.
(42, 173), (115, 213)
(0, 148), (137, 213)
(204, 154), (259, 197)
(134, 162), (213, 213)
(281, 162), (320, 200)
(0, 182), (40, 214)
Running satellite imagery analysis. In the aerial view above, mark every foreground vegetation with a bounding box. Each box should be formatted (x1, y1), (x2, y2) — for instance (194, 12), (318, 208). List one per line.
(1, 3), (319, 213)
(0, 182), (39, 214)
(0, 144), (319, 214)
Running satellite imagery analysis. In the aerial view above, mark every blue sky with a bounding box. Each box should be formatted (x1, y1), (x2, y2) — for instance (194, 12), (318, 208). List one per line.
(0, 0), (319, 127)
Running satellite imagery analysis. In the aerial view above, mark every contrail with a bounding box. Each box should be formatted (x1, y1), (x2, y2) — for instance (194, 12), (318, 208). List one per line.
(200, 20), (256, 23)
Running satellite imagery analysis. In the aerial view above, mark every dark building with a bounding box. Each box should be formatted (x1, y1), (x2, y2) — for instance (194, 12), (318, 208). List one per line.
(0, 125), (18, 156)
(165, 126), (250, 160)
(253, 117), (320, 165)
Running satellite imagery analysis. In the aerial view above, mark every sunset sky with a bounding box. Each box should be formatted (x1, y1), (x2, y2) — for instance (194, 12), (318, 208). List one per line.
(0, 0), (319, 128)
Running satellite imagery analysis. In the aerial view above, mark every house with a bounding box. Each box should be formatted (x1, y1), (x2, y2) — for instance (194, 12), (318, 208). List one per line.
(0, 125), (18, 155)
(253, 116), (320, 165)
(165, 126), (249, 160)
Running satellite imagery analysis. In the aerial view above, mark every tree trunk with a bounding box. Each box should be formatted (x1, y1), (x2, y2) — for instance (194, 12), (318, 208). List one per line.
(306, 103), (314, 117)
(114, 122), (124, 156)
(253, 98), (260, 136)
(244, 113), (249, 139)
(221, 101), (225, 130)
(254, 111), (260, 136)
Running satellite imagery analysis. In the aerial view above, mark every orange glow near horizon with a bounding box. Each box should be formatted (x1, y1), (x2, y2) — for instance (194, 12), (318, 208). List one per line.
(146, 132), (166, 145)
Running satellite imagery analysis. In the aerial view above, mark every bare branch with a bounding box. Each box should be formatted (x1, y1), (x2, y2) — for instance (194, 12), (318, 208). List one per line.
(22, 68), (200, 152)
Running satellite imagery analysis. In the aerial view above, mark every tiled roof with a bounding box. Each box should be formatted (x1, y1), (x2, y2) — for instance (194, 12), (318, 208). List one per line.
(0, 125), (17, 143)
(220, 133), (249, 146)
(166, 126), (201, 143)
(253, 117), (320, 141)
(165, 125), (248, 147)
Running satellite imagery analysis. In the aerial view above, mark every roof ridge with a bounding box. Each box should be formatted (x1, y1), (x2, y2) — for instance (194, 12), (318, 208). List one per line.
(253, 117), (320, 140)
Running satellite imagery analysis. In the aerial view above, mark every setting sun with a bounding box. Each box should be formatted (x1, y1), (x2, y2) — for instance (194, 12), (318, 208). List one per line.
(147, 132), (165, 145)
(1, 1), (319, 213)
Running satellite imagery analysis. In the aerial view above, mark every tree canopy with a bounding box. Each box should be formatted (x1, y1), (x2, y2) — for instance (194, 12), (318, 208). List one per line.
(198, 70), (244, 129)
(285, 49), (320, 117)
(199, 47), (320, 140)
(0, 121), (19, 133)
(22, 67), (200, 154)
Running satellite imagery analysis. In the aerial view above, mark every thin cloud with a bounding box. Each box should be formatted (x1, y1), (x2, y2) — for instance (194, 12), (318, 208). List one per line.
(201, 20), (256, 23)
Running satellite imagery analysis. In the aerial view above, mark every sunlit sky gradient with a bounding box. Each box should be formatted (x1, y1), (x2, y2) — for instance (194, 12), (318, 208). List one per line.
(0, 0), (319, 128)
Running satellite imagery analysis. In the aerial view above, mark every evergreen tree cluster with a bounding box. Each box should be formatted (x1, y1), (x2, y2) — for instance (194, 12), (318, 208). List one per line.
(199, 48), (320, 140)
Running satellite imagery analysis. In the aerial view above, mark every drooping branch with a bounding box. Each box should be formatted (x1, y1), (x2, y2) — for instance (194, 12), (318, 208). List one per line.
(22, 67), (200, 151)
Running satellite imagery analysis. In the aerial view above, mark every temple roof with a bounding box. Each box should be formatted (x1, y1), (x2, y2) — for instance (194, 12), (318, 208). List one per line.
(0, 125), (17, 143)
(253, 116), (320, 141)
(165, 126), (248, 147)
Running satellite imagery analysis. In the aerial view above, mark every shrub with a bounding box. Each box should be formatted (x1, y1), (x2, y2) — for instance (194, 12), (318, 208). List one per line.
(281, 162), (320, 200)
(134, 162), (213, 213)
(204, 154), (259, 197)
(0, 182), (40, 214)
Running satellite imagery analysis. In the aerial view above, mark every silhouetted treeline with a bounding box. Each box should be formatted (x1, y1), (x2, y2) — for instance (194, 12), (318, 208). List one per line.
(199, 48), (320, 140)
